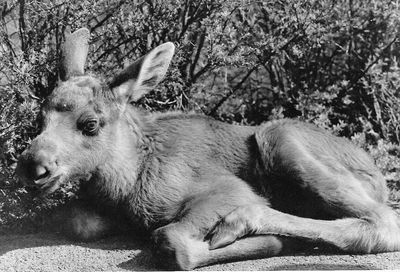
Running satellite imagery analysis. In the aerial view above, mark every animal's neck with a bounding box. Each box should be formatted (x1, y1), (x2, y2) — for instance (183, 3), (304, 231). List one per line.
(123, 110), (186, 228)
(94, 108), (147, 201)
(93, 108), (177, 227)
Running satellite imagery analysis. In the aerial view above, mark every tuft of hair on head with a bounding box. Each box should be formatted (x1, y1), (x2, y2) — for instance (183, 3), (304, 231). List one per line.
(59, 28), (90, 81)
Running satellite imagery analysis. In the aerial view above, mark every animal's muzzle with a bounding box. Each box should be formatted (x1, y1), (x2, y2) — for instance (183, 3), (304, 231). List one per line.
(16, 136), (58, 187)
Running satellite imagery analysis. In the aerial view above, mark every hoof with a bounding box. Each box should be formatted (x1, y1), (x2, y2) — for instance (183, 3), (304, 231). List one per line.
(152, 224), (206, 270)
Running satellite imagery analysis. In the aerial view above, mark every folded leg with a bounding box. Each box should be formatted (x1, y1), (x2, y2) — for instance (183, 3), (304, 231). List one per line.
(151, 175), (305, 270)
(209, 202), (400, 253)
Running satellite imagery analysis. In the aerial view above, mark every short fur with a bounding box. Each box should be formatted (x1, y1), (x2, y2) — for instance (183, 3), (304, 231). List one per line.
(17, 29), (400, 270)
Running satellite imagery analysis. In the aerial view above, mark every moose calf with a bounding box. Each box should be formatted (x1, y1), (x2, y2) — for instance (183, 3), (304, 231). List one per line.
(17, 28), (400, 270)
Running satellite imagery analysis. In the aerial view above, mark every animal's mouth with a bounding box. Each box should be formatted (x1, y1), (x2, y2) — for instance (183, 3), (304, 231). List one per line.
(29, 174), (64, 198)
(26, 170), (92, 198)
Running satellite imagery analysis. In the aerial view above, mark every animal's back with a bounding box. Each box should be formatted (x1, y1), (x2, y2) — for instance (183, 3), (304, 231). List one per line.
(151, 113), (259, 179)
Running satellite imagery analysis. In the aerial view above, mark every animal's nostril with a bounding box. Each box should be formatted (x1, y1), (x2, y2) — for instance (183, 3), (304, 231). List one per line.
(34, 165), (50, 183)
(35, 165), (47, 177)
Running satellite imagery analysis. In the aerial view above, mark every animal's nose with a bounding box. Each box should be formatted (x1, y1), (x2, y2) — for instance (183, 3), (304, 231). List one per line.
(16, 149), (57, 186)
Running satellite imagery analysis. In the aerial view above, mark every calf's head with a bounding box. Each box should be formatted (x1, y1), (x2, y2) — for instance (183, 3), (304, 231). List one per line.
(16, 28), (175, 196)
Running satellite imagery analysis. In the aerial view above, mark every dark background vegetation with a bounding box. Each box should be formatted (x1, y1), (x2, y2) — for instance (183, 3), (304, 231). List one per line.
(1, 0), (400, 232)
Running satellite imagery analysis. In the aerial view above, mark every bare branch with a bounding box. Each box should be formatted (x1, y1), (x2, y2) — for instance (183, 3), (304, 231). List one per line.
(208, 65), (259, 116)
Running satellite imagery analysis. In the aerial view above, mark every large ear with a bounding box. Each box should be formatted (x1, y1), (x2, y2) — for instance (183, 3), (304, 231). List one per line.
(59, 28), (90, 81)
(109, 42), (175, 103)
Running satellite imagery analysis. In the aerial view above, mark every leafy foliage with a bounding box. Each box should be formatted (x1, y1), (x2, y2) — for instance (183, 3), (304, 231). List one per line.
(1, 0), (400, 231)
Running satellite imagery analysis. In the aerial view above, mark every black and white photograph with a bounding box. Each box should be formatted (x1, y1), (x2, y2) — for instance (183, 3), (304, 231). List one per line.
(1, 0), (400, 270)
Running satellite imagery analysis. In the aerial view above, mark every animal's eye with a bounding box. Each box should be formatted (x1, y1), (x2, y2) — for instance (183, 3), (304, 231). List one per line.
(82, 119), (99, 136)
(77, 113), (100, 136)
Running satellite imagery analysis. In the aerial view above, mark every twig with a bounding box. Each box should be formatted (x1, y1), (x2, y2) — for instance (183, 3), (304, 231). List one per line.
(208, 65), (259, 116)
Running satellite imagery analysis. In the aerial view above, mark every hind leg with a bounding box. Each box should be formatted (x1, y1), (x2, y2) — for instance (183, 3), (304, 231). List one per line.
(255, 120), (389, 215)
(209, 201), (400, 253)
(209, 123), (400, 253)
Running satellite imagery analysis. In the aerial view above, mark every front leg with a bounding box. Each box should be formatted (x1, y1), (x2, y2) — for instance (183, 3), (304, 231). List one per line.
(150, 176), (290, 270)
(151, 221), (287, 270)
(151, 222), (209, 270)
